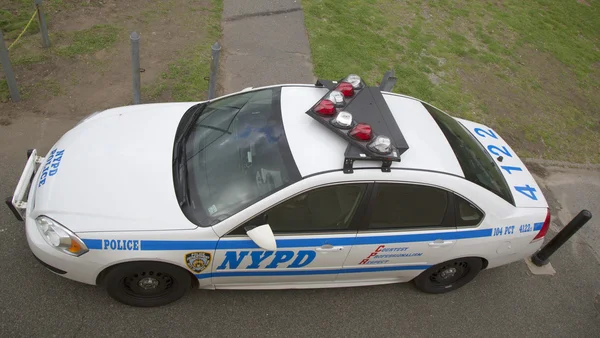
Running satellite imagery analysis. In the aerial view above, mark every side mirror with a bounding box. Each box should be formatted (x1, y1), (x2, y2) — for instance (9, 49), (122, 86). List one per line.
(245, 224), (277, 251)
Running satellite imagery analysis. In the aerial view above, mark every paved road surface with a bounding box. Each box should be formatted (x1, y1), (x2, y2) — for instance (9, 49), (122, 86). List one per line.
(219, 0), (314, 94)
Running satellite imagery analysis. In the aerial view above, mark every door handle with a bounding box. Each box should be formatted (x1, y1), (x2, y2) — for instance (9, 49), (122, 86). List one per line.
(316, 244), (344, 252)
(428, 240), (454, 247)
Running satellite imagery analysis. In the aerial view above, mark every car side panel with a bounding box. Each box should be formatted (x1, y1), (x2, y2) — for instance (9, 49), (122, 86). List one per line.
(61, 226), (221, 288)
(451, 208), (547, 269)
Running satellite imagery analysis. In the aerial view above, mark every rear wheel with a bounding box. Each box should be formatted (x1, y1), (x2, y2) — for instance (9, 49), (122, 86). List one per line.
(104, 261), (192, 307)
(413, 257), (483, 294)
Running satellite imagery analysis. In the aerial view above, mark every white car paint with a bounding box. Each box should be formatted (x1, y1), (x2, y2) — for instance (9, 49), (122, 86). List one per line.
(281, 87), (463, 178)
(33, 102), (199, 233)
(12, 83), (549, 294)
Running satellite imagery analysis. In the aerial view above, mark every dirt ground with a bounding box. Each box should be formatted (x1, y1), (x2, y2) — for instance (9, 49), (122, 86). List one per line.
(0, 0), (216, 124)
(460, 47), (600, 163)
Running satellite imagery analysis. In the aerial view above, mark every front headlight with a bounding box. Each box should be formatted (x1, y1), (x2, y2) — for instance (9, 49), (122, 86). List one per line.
(35, 216), (88, 257)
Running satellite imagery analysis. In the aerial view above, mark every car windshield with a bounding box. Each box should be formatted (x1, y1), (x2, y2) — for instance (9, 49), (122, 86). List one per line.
(423, 103), (514, 205)
(175, 88), (301, 226)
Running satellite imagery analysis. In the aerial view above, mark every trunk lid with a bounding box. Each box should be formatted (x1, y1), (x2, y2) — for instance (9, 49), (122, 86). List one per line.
(457, 118), (548, 208)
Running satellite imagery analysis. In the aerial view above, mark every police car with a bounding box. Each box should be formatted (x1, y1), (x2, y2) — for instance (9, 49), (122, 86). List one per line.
(6, 74), (550, 307)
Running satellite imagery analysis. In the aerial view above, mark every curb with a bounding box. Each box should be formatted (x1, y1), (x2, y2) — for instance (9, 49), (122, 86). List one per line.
(523, 158), (600, 170)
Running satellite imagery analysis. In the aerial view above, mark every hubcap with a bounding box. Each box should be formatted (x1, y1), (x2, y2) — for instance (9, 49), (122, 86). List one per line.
(122, 270), (174, 298)
(429, 261), (470, 287)
(138, 277), (159, 290)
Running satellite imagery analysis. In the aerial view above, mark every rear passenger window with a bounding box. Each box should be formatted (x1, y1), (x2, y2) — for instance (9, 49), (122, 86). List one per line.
(368, 184), (449, 229)
(455, 196), (483, 226)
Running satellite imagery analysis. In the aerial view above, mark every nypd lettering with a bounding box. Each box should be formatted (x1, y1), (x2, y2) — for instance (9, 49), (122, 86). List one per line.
(38, 148), (65, 187)
(102, 239), (141, 251)
(216, 250), (316, 270)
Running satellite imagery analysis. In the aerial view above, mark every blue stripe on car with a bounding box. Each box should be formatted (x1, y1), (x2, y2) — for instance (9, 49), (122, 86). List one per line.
(81, 228), (495, 251)
(194, 264), (432, 279)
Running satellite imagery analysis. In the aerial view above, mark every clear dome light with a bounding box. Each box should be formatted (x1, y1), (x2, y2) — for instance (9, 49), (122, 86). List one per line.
(330, 111), (354, 129)
(345, 74), (362, 89)
(368, 135), (393, 154)
(328, 91), (345, 107)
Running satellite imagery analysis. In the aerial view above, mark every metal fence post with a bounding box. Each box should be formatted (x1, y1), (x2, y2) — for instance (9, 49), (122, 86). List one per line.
(34, 0), (51, 48)
(130, 32), (141, 105)
(531, 210), (593, 266)
(208, 42), (221, 100)
(0, 30), (20, 102)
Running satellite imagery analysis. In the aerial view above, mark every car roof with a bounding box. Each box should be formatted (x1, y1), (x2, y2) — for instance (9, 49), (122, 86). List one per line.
(280, 85), (464, 178)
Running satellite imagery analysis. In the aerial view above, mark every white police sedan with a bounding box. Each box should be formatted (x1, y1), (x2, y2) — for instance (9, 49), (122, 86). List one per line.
(6, 75), (550, 307)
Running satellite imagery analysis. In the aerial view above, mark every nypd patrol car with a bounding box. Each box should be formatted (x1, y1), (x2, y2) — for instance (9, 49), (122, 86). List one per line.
(6, 74), (550, 307)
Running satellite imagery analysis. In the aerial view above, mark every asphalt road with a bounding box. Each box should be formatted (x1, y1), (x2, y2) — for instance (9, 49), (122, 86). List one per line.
(1, 116), (599, 338)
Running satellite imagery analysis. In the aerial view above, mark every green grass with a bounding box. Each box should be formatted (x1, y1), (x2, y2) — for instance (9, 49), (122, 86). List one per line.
(0, 0), (40, 40)
(55, 24), (121, 57)
(144, 0), (223, 102)
(0, 79), (9, 103)
(302, 0), (600, 163)
(0, 0), (73, 41)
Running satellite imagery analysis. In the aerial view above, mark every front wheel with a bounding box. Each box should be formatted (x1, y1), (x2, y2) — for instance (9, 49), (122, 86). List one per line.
(103, 261), (193, 307)
(413, 257), (483, 294)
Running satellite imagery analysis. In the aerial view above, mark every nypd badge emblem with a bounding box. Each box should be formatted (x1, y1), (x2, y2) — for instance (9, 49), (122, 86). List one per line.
(185, 252), (212, 273)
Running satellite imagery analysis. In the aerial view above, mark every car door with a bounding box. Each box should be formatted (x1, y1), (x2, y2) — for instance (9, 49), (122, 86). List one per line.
(210, 183), (369, 288)
(340, 182), (459, 283)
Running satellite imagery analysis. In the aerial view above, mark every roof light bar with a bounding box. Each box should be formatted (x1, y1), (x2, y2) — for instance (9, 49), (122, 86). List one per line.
(307, 75), (410, 173)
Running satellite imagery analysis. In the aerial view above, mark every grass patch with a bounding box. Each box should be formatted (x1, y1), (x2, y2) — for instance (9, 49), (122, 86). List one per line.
(0, 0), (40, 40)
(143, 0), (223, 102)
(12, 52), (49, 65)
(0, 79), (10, 103)
(55, 25), (121, 57)
(302, 0), (600, 163)
(0, 0), (72, 40)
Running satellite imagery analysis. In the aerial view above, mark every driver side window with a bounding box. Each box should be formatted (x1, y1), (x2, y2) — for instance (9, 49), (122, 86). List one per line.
(230, 184), (367, 235)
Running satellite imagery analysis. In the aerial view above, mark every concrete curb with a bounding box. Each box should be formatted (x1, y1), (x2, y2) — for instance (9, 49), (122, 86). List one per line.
(524, 158), (600, 170)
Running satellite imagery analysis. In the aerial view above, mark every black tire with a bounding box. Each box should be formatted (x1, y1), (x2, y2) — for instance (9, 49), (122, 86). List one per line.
(413, 257), (483, 294)
(103, 261), (192, 307)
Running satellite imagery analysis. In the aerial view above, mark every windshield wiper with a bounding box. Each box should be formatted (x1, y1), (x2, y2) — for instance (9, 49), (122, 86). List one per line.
(175, 141), (190, 206)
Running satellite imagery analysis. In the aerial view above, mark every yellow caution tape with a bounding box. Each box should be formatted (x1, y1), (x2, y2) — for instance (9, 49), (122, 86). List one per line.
(8, 9), (38, 51)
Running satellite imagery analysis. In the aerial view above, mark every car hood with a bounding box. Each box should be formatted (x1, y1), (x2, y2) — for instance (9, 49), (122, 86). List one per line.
(32, 102), (200, 233)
